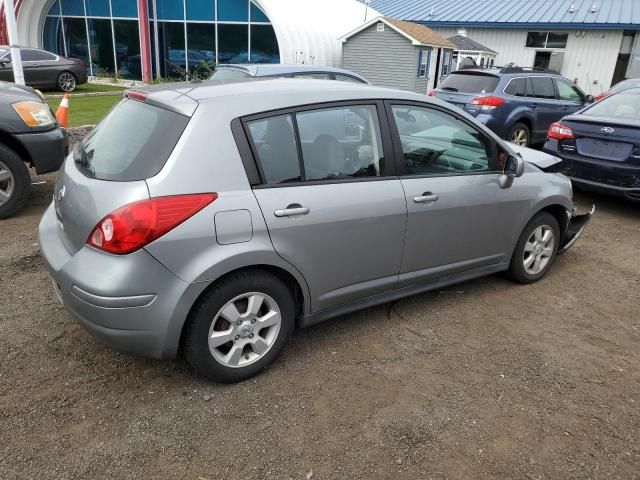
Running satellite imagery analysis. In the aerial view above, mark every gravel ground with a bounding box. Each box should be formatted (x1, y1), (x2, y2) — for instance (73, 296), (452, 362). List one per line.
(1, 166), (639, 479)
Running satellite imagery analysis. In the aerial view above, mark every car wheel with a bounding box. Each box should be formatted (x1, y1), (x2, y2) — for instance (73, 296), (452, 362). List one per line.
(508, 122), (531, 147)
(0, 144), (31, 219)
(57, 71), (77, 92)
(507, 212), (560, 284)
(183, 270), (295, 383)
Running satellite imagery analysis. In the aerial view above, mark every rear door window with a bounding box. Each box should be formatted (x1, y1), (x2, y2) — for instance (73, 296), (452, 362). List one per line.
(334, 74), (364, 83)
(504, 77), (527, 97)
(77, 99), (189, 181)
(21, 49), (56, 61)
(293, 73), (331, 80)
(247, 114), (301, 184)
(531, 76), (556, 99)
(438, 73), (500, 93)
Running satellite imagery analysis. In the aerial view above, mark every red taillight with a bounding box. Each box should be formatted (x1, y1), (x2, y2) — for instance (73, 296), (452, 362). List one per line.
(470, 96), (505, 110)
(427, 90), (436, 97)
(126, 90), (149, 102)
(547, 122), (574, 140)
(595, 92), (609, 101)
(87, 194), (218, 255)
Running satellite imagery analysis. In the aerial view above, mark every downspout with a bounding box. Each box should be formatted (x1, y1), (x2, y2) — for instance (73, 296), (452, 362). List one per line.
(137, 0), (152, 82)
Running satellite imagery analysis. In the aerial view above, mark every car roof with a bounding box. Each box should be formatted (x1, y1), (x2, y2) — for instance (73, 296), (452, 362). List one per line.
(136, 78), (428, 116)
(217, 63), (366, 78)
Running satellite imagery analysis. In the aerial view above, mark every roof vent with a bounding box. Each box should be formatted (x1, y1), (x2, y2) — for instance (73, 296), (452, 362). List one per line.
(590, 3), (598, 13)
(458, 28), (467, 36)
(377, 22), (384, 32)
(568, 3), (575, 13)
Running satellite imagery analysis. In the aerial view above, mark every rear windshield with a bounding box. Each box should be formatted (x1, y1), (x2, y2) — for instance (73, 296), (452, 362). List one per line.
(583, 91), (640, 119)
(76, 99), (189, 181)
(438, 72), (500, 94)
(209, 68), (251, 80)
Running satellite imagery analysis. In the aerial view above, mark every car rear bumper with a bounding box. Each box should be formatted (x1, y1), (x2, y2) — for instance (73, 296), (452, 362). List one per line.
(14, 127), (68, 175)
(38, 203), (207, 359)
(543, 140), (640, 200)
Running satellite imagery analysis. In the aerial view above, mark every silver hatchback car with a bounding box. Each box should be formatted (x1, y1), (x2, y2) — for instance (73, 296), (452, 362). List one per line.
(39, 79), (592, 382)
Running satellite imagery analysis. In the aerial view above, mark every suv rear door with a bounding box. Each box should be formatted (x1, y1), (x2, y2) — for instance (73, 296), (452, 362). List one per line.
(244, 101), (407, 312)
(433, 71), (501, 112)
(529, 76), (560, 142)
(554, 77), (587, 116)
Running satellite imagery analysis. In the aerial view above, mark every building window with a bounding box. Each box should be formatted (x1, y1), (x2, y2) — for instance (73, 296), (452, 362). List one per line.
(526, 32), (568, 49)
(377, 23), (385, 32)
(42, 0), (280, 81)
(441, 50), (452, 78)
(417, 48), (431, 78)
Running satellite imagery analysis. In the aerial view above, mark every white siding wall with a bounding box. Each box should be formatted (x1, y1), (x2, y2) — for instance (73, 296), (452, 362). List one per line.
(432, 27), (623, 94)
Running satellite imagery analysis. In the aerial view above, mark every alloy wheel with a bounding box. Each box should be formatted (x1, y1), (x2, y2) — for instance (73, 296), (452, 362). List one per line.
(523, 225), (555, 275)
(510, 128), (528, 146)
(58, 72), (76, 92)
(208, 292), (282, 368)
(0, 160), (15, 207)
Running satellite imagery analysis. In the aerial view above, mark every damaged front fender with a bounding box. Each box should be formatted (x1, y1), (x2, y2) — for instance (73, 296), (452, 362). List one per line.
(558, 205), (596, 255)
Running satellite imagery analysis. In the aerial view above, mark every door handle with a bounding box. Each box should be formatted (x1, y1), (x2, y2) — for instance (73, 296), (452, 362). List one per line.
(530, 103), (538, 109)
(562, 105), (570, 110)
(413, 192), (439, 204)
(274, 204), (310, 217)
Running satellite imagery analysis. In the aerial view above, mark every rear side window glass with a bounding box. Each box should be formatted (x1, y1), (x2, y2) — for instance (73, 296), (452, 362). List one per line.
(209, 68), (251, 80)
(438, 73), (500, 94)
(531, 77), (556, 99)
(77, 99), (189, 181)
(296, 105), (384, 181)
(293, 73), (331, 80)
(247, 114), (301, 184)
(21, 49), (56, 61)
(334, 74), (364, 83)
(505, 78), (527, 96)
(583, 91), (640, 119)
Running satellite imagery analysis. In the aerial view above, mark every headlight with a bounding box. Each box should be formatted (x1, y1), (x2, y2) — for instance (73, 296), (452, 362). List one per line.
(12, 101), (56, 127)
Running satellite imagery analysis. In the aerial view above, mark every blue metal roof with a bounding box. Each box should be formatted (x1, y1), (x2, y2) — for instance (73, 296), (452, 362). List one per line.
(368, 0), (640, 29)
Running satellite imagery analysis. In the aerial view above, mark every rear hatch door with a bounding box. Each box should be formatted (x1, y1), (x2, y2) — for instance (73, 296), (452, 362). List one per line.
(53, 96), (192, 254)
(433, 71), (501, 114)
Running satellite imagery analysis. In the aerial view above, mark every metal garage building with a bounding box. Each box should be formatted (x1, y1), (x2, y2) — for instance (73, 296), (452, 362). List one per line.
(369, 0), (640, 96)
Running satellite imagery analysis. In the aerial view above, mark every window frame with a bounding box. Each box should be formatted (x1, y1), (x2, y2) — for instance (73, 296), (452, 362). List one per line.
(525, 31), (569, 49)
(417, 48), (431, 79)
(234, 99), (397, 188)
(383, 100), (501, 179)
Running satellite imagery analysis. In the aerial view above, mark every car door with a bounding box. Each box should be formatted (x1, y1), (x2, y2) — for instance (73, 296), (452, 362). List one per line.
(21, 49), (57, 87)
(0, 51), (14, 82)
(554, 77), (587, 115)
(529, 76), (561, 141)
(245, 101), (407, 312)
(387, 101), (530, 288)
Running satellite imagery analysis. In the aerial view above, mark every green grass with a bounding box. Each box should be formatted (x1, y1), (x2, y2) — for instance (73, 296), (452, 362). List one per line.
(46, 94), (122, 127)
(42, 82), (127, 96)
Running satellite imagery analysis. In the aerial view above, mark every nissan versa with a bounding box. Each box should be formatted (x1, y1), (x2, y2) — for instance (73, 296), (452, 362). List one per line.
(39, 79), (592, 382)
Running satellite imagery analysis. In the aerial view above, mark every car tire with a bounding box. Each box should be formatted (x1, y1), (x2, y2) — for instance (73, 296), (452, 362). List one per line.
(507, 212), (560, 284)
(0, 144), (31, 219)
(183, 270), (295, 383)
(507, 122), (531, 147)
(57, 71), (77, 92)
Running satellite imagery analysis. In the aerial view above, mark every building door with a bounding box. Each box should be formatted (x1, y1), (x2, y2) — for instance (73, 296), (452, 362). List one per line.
(534, 51), (551, 70)
(548, 51), (565, 72)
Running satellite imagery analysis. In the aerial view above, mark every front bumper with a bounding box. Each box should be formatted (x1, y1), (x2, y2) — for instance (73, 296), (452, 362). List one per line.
(558, 205), (595, 255)
(38, 204), (207, 359)
(14, 127), (68, 175)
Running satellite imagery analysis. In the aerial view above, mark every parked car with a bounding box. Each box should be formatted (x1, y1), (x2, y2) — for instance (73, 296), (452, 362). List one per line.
(0, 81), (68, 218)
(207, 63), (369, 83)
(0, 46), (87, 92)
(543, 87), (640, 200)
(39, 79), (592, 382)
(594, 78), (640, 101)
(430, 66), (594, 147)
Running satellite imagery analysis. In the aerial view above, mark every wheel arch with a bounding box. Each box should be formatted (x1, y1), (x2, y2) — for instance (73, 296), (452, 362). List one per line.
(174, 263), (309, 358)
(0, 133), (32, 167)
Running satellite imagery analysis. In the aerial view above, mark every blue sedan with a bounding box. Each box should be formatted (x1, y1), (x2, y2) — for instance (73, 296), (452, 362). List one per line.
(543, 88), (640, 201)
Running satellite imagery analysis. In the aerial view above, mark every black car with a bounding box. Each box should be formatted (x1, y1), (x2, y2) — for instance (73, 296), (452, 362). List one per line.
(0, 81), (68, 218)
(543, 87), (640, 201)
(0, 46), (88, 92)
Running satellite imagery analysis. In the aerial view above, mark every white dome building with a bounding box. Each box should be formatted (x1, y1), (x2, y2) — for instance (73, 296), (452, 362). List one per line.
(12, 0), (378, 81)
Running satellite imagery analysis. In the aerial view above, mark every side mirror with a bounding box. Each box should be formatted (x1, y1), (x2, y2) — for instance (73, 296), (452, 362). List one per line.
(585, 94), (595, 104)
(499, 154), (524, 188)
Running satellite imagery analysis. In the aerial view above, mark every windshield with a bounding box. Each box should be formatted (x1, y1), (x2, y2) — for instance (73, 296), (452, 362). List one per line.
(583, 90), (640, 119)
(209, 68), (252, 80)
(75, 99), (189, 181)
(438, 72), (500, 94)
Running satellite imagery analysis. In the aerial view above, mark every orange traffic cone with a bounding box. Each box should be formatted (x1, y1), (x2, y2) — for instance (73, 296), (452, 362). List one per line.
(56, 93), (70, 128)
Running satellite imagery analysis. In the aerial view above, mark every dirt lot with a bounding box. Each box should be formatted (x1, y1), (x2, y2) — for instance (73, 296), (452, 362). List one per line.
(1, 172), (639, 480)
